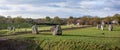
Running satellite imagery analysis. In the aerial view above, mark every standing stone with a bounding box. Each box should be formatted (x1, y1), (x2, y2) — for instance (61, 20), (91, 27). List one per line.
(101, 21), (105, 30)
(101, 25), (104, 30)
(17, 25), (20, 32)
(51, 26), (56, 34)
(56, 25), (62, 35)
(8, 26), (12, 31)
(51, 25), (62, 35)
(51, 26), (57, 35)
(96, 22), (101, 29)
(96, 24), (100, 29)
(12, 26), (16, 31)
(101, 21), (105, 27)
(76, 23), (80, 26)
(32, 25), (39, 34)
(108, 22), (113, 31)
(8, 25), (16, 31)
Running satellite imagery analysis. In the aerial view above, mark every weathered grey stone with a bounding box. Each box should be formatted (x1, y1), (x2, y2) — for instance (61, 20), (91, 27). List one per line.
(101, 25), (104, 30)
(51, 25), (62, 35)
(8, 26), (11, 31)
(96, 24), (100, 29)
(101, 21), (106, 30)
(108, 24), (113, 31)
(101, 21), (105, 26)
(32, 25), (39, 34)
(17, 25), (20, 32)
(51, 26), (56, 34)
(76, 23), (80, 26)
(8, 27), (11, 31)
(56, 25), (62, 35)
(8, 26), (16, 31)
(12, 27), (16, 31)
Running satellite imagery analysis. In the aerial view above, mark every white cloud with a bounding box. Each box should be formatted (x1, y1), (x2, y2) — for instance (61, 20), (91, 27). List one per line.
(0, 0), (120, 18)
(0, 0), (6, 3)
(104, 7), (111, 11)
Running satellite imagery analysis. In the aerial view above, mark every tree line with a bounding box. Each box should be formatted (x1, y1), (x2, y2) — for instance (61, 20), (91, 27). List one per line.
(0, 14), (120, 29)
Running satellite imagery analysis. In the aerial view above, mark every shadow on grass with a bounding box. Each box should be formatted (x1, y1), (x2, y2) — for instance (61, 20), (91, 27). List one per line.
(1, 31), (120, 39)
(0, 31), (52, 37)
(112, 29), (120, 31)
(0, 37), (43, 50)
(62, 34), (120, 38)
(39, 32), (52, 35)
(0, 32), (30, 37)
(0, 31), (8, 35)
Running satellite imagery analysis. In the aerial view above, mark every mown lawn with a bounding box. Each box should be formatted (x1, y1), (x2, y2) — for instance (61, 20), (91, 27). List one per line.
(0, 25), (120, 50)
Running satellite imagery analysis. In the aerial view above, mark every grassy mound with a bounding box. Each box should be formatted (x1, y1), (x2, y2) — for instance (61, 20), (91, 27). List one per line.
(0, 37), (120, 50)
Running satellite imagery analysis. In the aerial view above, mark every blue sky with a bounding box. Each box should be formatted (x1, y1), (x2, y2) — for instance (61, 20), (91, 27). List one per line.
(0, 0), (120, 18)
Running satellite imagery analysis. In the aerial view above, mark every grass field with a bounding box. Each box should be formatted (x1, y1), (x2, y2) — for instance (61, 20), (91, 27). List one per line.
(0, 25), (120, 50)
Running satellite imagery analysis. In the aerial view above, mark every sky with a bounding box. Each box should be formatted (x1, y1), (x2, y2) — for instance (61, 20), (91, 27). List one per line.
(0, 0), (120, 18)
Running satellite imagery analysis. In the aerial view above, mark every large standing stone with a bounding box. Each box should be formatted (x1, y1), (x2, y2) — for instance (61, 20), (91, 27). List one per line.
(76, 23), (80, 26)
(51, 25), (62, 35)
(56, 25), (62, 35)
(17, 25), (20, 32)
(51, 26), (56, 35)
(8, 26), (16, 31)
(12, 26), (16, 31)
(101, 21), (105, 27)
(32, 25), (39, 34)
(96, 24), (100, 29)
(101, 25), (104, 30)
(101, 21), (105, 30)
(51, 26), (56, 33)
(108, 22), (113, 31)
(8, 26), (12, 31)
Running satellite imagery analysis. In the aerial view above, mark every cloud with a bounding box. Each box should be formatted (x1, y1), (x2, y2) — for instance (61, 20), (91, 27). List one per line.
(0, 0), (120, 18)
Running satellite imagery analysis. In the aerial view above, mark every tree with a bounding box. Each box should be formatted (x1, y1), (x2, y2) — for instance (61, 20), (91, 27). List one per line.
(13, 16), (25, 23)
(104, 16), (112, 24)
(0, 15), (6, 23)
(25, 18), (33, 23)
(90, 17), (100, 25)
(53, 16), (62, 24)
(69, 16), (74, 19)
(45, 16), (51, 22)
(80, 16), (90, 25)
(0, 15), (5, 19)
(67, 16), (75, 25)
(6, 16), (14, 23)
(113, 14), (120, 22)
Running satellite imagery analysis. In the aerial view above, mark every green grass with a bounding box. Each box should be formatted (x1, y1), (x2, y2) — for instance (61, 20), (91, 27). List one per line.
(0, 25), (74, 34)
(0, 25), (120, 50)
